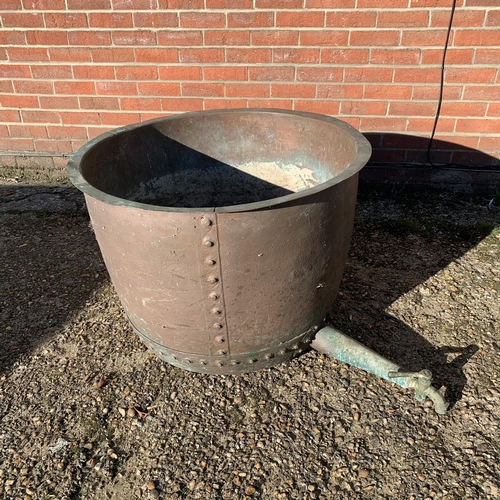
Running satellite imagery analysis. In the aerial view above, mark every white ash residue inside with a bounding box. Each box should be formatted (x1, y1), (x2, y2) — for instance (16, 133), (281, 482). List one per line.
(126, 161), (320, 208)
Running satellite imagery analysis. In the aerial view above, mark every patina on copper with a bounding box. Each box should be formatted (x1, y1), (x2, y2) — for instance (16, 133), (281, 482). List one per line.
(68, 109), (371, 374)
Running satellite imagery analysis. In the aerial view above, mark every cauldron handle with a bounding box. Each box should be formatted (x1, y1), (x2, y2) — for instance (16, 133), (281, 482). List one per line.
(311, 326), (449, 415)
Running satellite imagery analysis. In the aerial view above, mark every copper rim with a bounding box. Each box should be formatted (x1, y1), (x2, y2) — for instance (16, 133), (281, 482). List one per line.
(67, 108), (372, 214)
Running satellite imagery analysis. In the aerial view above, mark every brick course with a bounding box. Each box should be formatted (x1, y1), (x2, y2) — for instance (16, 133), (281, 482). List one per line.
(0, 0), (499, 167)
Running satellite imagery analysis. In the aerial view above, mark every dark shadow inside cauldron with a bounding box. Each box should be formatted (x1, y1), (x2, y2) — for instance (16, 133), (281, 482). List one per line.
(124, 135), (296, 208)
(81, 125), (331, 208)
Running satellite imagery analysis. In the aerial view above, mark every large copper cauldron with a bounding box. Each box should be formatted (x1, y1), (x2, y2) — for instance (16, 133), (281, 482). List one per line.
(68, 109), (449, 414)
(68, 109), (371, 374)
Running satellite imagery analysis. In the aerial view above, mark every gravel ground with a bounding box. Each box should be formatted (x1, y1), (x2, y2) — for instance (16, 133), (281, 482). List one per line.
(1, 180), (499, 500)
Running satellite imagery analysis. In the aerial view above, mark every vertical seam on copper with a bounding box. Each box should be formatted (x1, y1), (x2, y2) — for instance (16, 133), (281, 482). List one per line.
(196, 209), (217, 358)
(213, 212), (231, 356)
(197, 215), (211, 358)
(197, 211), (230, 358)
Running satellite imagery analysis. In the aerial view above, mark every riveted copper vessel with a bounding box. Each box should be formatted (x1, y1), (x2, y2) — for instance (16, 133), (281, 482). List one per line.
(68, 109), (371, 374)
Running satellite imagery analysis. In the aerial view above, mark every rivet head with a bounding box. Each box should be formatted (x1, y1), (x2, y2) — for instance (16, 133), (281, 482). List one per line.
(214, 335), (225, 343)
(185, 358), (192, 364)
(206, 258), (216, 266)
(202, 217), (213, 226)
(217, 362), (224, 367)
(217, 350), (227, 356)
(279, 350), (286, 356)
(208, 276), (219, 284)
(248, 358), (257, 364)
(200, 360), (207, 365)
(212, 308), (222, 316)
(292, 344), (299, 350)
(231, 360), (240, 365)
(213, 323), (223, 330)
(209, 292), (219, 300)
(203, 238), (214, 247)
(265, 353), (274, 360)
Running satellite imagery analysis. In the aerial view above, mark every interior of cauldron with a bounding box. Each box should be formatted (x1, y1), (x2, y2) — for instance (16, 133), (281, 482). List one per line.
(79, 110), (360, 208)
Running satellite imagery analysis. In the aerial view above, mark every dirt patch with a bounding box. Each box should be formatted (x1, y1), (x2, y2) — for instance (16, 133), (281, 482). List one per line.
(1, 181), (499, 500)
(1, 159), (71, 187)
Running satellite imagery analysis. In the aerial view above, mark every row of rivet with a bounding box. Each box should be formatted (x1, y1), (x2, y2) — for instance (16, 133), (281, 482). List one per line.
(200, 215), (229, 356)
(130, 316), (317, 372)
(166, 343), (305, 368)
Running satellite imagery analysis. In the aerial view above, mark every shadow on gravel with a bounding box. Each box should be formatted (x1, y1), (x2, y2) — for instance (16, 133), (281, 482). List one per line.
(0, 184), (106, 375)
(328, 185), (499, 410)
(1, 182), (498, 412)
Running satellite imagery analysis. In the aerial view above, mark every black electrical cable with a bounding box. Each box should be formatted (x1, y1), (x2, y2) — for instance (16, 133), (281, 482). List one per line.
(368, 0), (499, 174)
(426, 0), (457, 167)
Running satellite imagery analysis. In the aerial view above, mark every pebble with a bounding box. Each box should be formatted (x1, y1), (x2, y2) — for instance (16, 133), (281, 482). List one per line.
(1, 191), (499, 500)
(128, 408), (136, 417)
(146, 481), (155, 490)
(307, 485), (316, 492)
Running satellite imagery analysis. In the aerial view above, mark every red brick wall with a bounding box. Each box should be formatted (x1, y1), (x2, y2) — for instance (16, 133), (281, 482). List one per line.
(1, 0), (499, 173)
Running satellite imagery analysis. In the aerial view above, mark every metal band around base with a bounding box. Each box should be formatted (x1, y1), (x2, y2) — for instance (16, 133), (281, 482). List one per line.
(129, 320), (318, 374)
